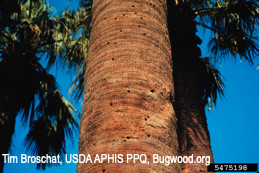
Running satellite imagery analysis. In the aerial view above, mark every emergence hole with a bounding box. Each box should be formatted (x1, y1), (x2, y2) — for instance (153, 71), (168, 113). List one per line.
(145, 118), (147, 121)
(126, 136), (130, 139)
(103, 169), (105, 172)
(123, 14), (125, 16)
(132, 5), (135, 7)
(128, 90), (130, 92)
(110, 103), (113, 106)
(143, 33), (146, 36)
(112, 58), (115, 61)
(147, 134), (150, 137)
(150, 89), (155, 93)
(115, 18), (117, 20)
(107, 42), (110, 44)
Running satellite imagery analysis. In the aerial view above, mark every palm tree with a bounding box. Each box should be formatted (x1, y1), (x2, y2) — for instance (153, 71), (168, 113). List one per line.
(47, 5), (92, 103)
(73, 0), (258, 172)
(166, 0), (258, 172)
(77, 0), (181, 172)
(0, 0), (81, 171)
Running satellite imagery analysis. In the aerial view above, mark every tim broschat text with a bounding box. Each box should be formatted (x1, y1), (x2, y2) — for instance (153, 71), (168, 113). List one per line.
(2, 153), (210, 166)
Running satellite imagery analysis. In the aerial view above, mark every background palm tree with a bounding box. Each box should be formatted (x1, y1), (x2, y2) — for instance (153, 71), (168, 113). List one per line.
(0, 0), (87, 171)
(167, 0), (258, 172)
(62, 0), (92, 103)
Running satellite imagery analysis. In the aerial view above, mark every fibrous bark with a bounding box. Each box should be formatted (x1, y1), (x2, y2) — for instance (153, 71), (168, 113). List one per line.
(78, 0), (180, 172)
(167, 1), (214, 172)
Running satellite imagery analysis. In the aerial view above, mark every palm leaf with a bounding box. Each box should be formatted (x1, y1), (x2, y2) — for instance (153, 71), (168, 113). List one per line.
(199, 57), (224, 109)
(196, 0), (259, 62)
(25, 84), (79, 169)
(69, 62), (85, 102)
(1, 0), (80, 170)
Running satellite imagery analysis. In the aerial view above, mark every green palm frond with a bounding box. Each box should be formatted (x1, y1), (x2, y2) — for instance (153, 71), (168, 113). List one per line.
(40, 1), (92, 103)
(69, 62), (85, 102)
(25, 116), (66, 170)
(189, 0), (213, 10)
(44, 7), (91, 70)
(208, 34), (258, 63)
(24, 69), (79, 170)
(0, 0), (80, 170)
(196, 0), (259, 63)
(65, 1), (92, 102)
(44, 5), (92, 102)
(199, 57), (224, 109)
(0, 29), (17, 44)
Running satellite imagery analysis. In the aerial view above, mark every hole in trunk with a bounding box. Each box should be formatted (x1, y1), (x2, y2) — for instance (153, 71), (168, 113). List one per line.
(150, 89), (155, 93)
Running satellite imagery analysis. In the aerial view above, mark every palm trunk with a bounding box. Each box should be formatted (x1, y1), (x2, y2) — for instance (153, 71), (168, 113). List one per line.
(0, 96), (16, 173)
(174, 58), (214, 173)
(167, 1), (214, 172)
(77, 0), (180, 172)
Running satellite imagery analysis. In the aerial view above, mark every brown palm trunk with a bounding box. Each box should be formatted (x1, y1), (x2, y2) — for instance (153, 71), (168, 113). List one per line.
(77, 0), (180, 172)
(174, 58), (214, 173)
(167, 1), (214, 172)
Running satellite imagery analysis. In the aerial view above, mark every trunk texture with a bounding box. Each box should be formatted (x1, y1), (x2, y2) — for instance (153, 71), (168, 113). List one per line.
(167, 1), (213, 172)
(78, 0), (180, 172)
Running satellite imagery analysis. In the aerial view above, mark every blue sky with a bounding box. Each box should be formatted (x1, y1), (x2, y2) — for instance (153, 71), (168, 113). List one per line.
(3, 0), (259, 172)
